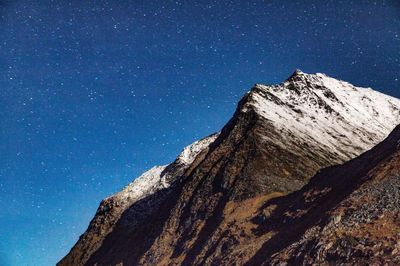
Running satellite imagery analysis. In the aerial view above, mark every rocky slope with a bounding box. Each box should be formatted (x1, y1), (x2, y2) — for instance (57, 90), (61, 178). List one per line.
(59, 71), (400, 266)
(248, 124), (400, 265)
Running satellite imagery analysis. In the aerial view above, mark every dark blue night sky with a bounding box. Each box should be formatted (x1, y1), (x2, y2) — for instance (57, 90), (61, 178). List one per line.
(0, 1), (399, 265)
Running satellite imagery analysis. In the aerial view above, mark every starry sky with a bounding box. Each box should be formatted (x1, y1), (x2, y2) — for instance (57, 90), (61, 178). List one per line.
(0, 0), (399, 265)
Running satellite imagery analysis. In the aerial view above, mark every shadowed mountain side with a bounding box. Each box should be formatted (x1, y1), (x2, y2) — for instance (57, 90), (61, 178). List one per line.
(86, 186), (177, 266)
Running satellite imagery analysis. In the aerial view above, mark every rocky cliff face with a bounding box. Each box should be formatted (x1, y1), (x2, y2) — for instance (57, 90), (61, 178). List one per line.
(59, 71), (400, 266)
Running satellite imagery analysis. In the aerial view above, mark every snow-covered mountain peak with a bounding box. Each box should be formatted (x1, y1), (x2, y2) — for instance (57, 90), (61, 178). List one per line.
(244, 72), (400, 159)
(293, 68), (304, 75)
(286, 68), (306, 80)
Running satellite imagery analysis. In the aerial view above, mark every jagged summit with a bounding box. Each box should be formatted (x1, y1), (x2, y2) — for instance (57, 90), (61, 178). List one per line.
(246, 71), (400, 160)
(287, 68), (306, 80)
(59, 72), (400, 266)
(293, 68), (304, 75)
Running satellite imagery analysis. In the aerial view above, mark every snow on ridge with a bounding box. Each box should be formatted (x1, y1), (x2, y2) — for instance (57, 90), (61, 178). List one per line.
(115, 165), (168, 203)
(112, 133), (219, 205)
(175, 133), (219, 165)
(245, 71), (400, 159)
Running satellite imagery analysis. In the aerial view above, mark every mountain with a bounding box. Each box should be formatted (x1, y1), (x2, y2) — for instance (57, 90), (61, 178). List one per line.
(59, 71), (400, 266)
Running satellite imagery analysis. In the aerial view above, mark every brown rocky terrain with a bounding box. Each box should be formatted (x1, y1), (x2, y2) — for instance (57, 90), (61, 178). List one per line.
(59, 71), (400, 266)
(248, 124), (400, 265)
